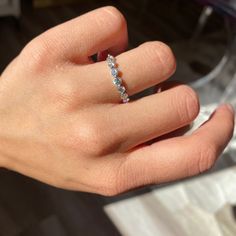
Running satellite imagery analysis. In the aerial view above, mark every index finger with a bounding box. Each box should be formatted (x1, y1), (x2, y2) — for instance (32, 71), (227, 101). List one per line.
(24, 6), (128, 64)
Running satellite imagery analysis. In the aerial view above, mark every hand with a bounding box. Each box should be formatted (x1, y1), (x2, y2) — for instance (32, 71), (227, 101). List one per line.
(0, 7), (234, 196)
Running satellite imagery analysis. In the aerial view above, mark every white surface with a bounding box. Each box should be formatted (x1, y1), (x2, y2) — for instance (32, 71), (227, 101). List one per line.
(105, 168), (236, 236)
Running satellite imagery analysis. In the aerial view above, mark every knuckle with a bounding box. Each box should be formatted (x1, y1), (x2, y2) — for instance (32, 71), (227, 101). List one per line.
(71, 120), (113, 157)
(84, 129), (107, 157)
(20, 35), (53, 73)
(97, 6), (127, 33)
(103, 159), (131, 196)
(90, 169), (120, 196)
(99, 174), (124, 197)
(49, 80), (77, 105)
(141, 41), (176, 76)
(197, 142), (217, 173)
(94, 159), (127, 196)
(175, 85), (199, 123)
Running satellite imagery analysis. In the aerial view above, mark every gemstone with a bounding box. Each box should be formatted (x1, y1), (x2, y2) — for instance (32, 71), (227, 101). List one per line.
(123, 98), (130, 103)
(111, 68), (119, 77)
(108, 61), (115, 68)
(121, 92), (128, 100)
(118, 86), (126, 94)
(113, 77), (122, 86)
(107, 55), (115, 66)
(107, 54), (115, 61)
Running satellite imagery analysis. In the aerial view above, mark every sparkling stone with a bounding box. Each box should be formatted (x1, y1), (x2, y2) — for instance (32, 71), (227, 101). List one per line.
(121, 92), (128, 100)
(111, 68), (119, 77)
(123, 98), (130, 103)
(113, 77), (122, 86)
(107, 54), (115, 61)
(107, 54), (115, 64)
(108, 61), (115, 68)
(118, 86), (126, 94)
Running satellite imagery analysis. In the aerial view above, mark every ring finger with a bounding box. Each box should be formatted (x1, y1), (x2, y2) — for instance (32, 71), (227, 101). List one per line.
(67, 41), (176, 103)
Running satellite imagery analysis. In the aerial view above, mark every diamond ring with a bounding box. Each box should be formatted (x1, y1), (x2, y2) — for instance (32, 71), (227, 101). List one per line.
(106, 54), (130, 103)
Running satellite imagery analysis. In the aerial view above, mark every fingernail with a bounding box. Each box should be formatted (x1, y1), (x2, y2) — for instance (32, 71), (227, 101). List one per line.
(220, 103), (235, 114)
(226, 104), (235, 114)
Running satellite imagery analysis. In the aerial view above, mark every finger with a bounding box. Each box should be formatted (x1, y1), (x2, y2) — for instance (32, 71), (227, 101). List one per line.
(72, 41), (176, 103)
(110, 85), (199, 151)
(23, 6), (128, 64)
(112, 104), (234, 194)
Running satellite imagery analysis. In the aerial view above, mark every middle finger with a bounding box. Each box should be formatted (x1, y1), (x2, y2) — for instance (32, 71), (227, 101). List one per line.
(109, 84), (200, 151)
(68, 41), (176, 103)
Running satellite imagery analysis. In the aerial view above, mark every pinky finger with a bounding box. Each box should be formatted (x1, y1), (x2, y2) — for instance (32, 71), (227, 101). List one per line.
(114, 104), (234, 193)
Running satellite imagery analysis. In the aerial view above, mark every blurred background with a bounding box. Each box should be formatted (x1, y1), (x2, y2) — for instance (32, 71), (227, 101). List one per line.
(0, 0), (236, 235)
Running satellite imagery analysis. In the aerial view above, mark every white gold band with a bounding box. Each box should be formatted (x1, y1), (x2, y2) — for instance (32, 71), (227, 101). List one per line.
(106, 54), (130, 103)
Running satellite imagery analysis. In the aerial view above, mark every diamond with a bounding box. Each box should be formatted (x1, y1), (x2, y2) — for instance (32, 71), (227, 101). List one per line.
(107, 54), (115, 61)
(107, 54), (130, 103)
(111, 68), (119, 77)
(118, 86), (126, 94)
(107, 55), (115, 66)
(121, 92), (128, 100)
(108, 61), (115, 68)
(123, 98), (130, 103)
(113, 77), (122, 86)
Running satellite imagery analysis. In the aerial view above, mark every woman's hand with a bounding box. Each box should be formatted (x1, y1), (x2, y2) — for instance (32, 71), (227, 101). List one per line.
(0, 7), (234, 196)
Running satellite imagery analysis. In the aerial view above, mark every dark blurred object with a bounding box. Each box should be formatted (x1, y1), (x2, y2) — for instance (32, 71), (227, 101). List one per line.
(33, 0), (81, 8)
(191, 0), (236, 93)
(233, 205), (236, 221)
(197, 0), (236, 18)
(0, 0), (21, 18)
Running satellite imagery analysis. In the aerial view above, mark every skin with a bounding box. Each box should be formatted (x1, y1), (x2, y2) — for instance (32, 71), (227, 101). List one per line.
(0, 6), (234, 196)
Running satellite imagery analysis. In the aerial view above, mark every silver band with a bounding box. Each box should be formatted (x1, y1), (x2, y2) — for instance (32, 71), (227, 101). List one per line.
(106, 54), (130, 103)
